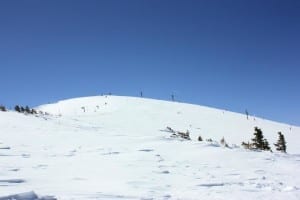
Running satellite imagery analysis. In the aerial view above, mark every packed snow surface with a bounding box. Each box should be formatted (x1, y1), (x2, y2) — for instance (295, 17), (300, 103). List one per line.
(0, 95), (299, 199)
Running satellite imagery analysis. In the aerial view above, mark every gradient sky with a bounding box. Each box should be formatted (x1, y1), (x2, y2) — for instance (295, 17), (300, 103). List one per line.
(0, 0), (299, 125)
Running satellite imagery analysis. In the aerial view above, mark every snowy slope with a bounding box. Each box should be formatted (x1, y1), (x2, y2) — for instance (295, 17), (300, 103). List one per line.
(37, 95), (299, 153)
(0, 95), (299, 200)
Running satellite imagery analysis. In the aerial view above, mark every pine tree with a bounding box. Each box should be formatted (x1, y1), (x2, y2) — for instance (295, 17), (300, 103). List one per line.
(274, 132), (287, 153)
(250, 127), (271, 151)
(198, 135), (203, 141)
(25, 106), (30, 113)
(20, 106), (25, 113)
(15, 105), (21, 112)
(251, 127), (264, 150)
(0, 105), (6, 112)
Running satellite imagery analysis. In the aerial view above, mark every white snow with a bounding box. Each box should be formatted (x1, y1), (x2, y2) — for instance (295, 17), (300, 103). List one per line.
(0, 95), (299, 199)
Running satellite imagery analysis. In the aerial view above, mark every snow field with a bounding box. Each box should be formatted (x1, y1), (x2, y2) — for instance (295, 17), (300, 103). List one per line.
(0, 95), (299, 199)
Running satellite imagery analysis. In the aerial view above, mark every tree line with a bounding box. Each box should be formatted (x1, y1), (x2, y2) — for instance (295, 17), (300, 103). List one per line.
(14, 105), (38, 114)
(0, 104), (39, 115)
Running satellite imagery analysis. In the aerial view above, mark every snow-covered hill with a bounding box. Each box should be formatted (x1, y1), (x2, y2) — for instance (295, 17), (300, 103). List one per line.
(0, 95), (299, 199)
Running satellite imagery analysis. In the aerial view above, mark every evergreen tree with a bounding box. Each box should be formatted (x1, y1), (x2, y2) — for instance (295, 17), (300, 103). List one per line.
(251, 127), (264, 150)
(274, 132), (287, 153)
(20, 106), (25, 113)
(25, 106), (30, 113)
(0, 105), (6, 112)
(15, 105), (21, 112)
(198, 135), (203, 141)
(263, 139), (271, 151)
(250, 127), (271, 151)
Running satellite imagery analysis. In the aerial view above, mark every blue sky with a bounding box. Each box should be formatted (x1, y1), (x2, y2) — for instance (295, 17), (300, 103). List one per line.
(0, 0), (299, 125)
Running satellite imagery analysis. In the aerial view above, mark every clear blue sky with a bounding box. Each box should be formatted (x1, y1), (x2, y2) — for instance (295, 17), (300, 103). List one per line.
(0, 0), (299, 125)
